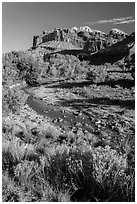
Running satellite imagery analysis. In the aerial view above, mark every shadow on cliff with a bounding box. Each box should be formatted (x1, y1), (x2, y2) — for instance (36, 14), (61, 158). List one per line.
(43, 32), (135, 66)
(43, 49), (92, 61)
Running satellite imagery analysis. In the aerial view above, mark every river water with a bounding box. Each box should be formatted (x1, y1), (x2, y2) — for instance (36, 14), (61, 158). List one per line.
(27, 94), (96, 133)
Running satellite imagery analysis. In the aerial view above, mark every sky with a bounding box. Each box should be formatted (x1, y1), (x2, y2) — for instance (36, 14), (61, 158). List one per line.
(2, 2), (135, 53)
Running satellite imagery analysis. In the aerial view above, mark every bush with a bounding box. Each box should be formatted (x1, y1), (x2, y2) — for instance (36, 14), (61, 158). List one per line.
(42, 54), (91, 81)
(2, 64), (20, 86)
(3, 51), (45, 85)
(2, 87), (27, 114)
(43, 145), (134, 201)
(2, 137), (35, 175)
(86, 65), (108, 83)
(2, 135), (135, 202)
(2, 174), (20, 202)
(2, 51), (27, 86)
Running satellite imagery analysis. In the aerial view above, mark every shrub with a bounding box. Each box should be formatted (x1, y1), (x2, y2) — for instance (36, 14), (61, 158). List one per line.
(92, 146), (128, 201)
(2, 87), (27, 115)
(2, 136), (36, 175)
(2, 51), (27, 85)
(86, 65), (108, 83)
(2, 137), (135, 202)
(2, 174), (20, 202)
(2, 64), (20, 86)
(42, 54), (91, 81)
(44, 145), (134, 201)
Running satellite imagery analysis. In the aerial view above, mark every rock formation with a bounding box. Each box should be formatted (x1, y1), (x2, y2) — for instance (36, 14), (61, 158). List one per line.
(32, 26), (126, 53)
(88, 32), (135, 65)
(32, 26), (134, 79)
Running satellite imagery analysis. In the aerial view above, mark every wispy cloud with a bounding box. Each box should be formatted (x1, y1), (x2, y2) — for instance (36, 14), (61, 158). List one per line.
(86, 16), (134, 25)
(114, 19), (135, 25)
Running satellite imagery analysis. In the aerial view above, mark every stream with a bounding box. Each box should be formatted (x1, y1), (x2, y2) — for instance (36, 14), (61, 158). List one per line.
(27, 94), (96, 134)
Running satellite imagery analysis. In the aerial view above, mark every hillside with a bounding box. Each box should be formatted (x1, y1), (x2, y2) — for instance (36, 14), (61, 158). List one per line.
(2, 25), (135, 202)
(31, 26), (134, 81)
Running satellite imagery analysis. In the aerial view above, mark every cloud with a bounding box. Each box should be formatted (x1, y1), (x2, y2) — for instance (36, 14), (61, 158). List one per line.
(86, 16), (133, 25)
(114, 19), (135, 25)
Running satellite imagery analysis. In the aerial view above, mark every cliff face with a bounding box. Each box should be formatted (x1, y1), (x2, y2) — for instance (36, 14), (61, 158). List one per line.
(88, 32), (135, 65)
(32, 26), (134, 78)
(32, 26), (126, 52)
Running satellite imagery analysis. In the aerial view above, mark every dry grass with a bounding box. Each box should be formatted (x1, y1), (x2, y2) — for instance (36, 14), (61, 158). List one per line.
(2, 52), (135, 201)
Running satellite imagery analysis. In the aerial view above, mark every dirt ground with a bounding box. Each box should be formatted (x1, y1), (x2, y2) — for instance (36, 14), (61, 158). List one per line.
(3, 64), (135, 202)
(25, 66), (135, 154)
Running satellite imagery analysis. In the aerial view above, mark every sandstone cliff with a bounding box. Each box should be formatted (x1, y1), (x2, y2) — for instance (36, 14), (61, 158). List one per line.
(31, 26), (135, 79)
(88, 32), (135, 65)
(32, 26), (126, 53)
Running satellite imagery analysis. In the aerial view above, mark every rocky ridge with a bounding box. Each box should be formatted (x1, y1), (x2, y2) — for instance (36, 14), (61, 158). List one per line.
(87, 32), (135, 64)
(32, 26), (127, 52)
(29, 26), (135, 82)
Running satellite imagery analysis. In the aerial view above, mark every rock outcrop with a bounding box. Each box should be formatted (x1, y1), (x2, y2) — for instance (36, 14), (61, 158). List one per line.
(32, 26), (134, 78)
(88, 32), (135, 65)
(32, 26), (126, 53)
(109, 28), (127, 38)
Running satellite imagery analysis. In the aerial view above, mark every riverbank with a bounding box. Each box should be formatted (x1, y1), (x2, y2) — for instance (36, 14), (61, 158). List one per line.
(6, 75), (134, 154)
(3, 73), (135, 201)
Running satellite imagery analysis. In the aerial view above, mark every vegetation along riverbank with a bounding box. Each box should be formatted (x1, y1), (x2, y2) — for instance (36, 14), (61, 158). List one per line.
(2, 25), (135, 201)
